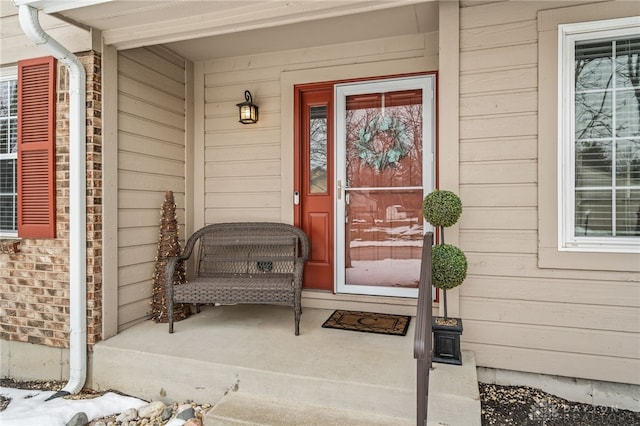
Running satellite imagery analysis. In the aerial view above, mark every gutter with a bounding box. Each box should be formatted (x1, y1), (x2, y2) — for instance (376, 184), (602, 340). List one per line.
(16, 4), (87, 398)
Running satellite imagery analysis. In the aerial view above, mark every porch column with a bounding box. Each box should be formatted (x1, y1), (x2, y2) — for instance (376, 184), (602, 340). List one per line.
(437, 0), (461, 318)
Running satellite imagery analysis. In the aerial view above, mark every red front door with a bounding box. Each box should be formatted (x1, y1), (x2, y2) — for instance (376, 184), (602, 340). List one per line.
(294, 84), (334, 291)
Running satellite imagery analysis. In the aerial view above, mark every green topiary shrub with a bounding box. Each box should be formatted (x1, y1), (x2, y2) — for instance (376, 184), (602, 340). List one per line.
(432, 244), (467, 290)
(422, 190), (462, 228)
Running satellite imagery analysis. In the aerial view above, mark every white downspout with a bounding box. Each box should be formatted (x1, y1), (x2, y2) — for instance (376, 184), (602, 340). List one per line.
(17, 4), (87, 396)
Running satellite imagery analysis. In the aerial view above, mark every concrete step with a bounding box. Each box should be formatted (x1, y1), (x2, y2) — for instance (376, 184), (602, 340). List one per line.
(204, 351), (481, 426)
(92, 306), (417, 419)
(205, 393), (413, 426)
(91, 306), (481, 425)
(203, 352), (480, 426)
(426, 351), (482, 426)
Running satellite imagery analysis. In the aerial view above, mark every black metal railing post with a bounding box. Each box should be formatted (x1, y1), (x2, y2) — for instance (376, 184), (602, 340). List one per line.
(414, 232), (433, 426)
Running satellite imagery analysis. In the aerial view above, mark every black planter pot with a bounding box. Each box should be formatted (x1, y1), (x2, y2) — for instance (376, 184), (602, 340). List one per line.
(432, 316), (463, 365)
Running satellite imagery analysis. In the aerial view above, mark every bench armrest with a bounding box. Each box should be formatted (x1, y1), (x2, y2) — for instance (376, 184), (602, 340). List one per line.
(164, 227), (205, 296)
(293, 258), (305, 286)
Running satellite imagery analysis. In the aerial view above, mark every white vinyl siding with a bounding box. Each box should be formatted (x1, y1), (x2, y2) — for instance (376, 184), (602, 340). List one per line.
(199, 32), (436, 225)
(459, 1), (640, 385)
(117, 47), (186, 331)
(0, 4), (90, 66)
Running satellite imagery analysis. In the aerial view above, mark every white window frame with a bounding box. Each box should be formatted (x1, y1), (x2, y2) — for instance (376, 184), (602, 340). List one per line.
(0, 67), (18, 238)
(558, 17), (640, 253)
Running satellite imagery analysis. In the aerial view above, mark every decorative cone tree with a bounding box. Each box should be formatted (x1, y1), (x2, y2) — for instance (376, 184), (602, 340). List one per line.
(422, 189), (467, 365)
(151, 191), (191, 323)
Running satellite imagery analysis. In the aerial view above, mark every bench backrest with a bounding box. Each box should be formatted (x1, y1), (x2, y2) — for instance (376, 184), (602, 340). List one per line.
(189, 222), (309, 278)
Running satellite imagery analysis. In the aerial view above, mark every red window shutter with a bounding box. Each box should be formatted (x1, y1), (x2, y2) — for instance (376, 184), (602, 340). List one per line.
(17, 56), (56, 239)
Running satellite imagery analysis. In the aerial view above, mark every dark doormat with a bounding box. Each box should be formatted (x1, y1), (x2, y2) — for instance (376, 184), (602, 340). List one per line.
(322, 310), (411, 336)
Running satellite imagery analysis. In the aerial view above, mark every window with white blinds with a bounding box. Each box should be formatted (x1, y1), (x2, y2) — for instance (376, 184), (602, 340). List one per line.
(0, 74), (17, 237)
(560, 18), (640, 252)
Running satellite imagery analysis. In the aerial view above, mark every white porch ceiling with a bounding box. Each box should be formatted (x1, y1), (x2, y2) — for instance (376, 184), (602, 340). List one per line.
(16, 0), (438, 60)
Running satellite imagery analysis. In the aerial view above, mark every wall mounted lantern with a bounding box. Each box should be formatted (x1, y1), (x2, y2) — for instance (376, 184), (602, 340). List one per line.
(236, 90), (259, 124)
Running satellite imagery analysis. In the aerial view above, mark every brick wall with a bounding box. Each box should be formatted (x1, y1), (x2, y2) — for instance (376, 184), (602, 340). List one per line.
(83, 51), (103, 347)
(0, 50), (103, 349)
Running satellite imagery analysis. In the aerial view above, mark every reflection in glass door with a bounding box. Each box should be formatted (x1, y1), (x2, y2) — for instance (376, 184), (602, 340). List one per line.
(335, 76), (435, 298)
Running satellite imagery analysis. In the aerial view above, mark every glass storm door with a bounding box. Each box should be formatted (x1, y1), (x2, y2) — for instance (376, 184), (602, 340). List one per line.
(335, 76), (435, 297)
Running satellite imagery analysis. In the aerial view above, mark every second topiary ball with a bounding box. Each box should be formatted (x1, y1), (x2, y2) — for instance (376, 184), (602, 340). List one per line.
(432, 243), (467, 290)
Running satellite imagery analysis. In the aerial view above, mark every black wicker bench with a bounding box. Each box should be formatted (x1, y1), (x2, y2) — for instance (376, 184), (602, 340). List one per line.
(165, 222), (310, 335)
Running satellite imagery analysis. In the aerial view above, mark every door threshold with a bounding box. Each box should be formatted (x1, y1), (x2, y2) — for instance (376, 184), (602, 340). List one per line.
(302, 290), (419, 316)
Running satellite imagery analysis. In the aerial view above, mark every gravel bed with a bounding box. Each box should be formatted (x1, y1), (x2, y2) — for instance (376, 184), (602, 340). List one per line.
(480, 382), (640, 426)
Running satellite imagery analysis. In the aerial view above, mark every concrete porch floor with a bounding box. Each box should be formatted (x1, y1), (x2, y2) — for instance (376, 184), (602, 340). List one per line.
(91, 305), (480, 425)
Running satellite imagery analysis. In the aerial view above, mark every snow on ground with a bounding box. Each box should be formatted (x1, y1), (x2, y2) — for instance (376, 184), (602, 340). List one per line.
(350, 240), (423, 247)
(0, 387), (146, 426)
(346, 259), (421, 286)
